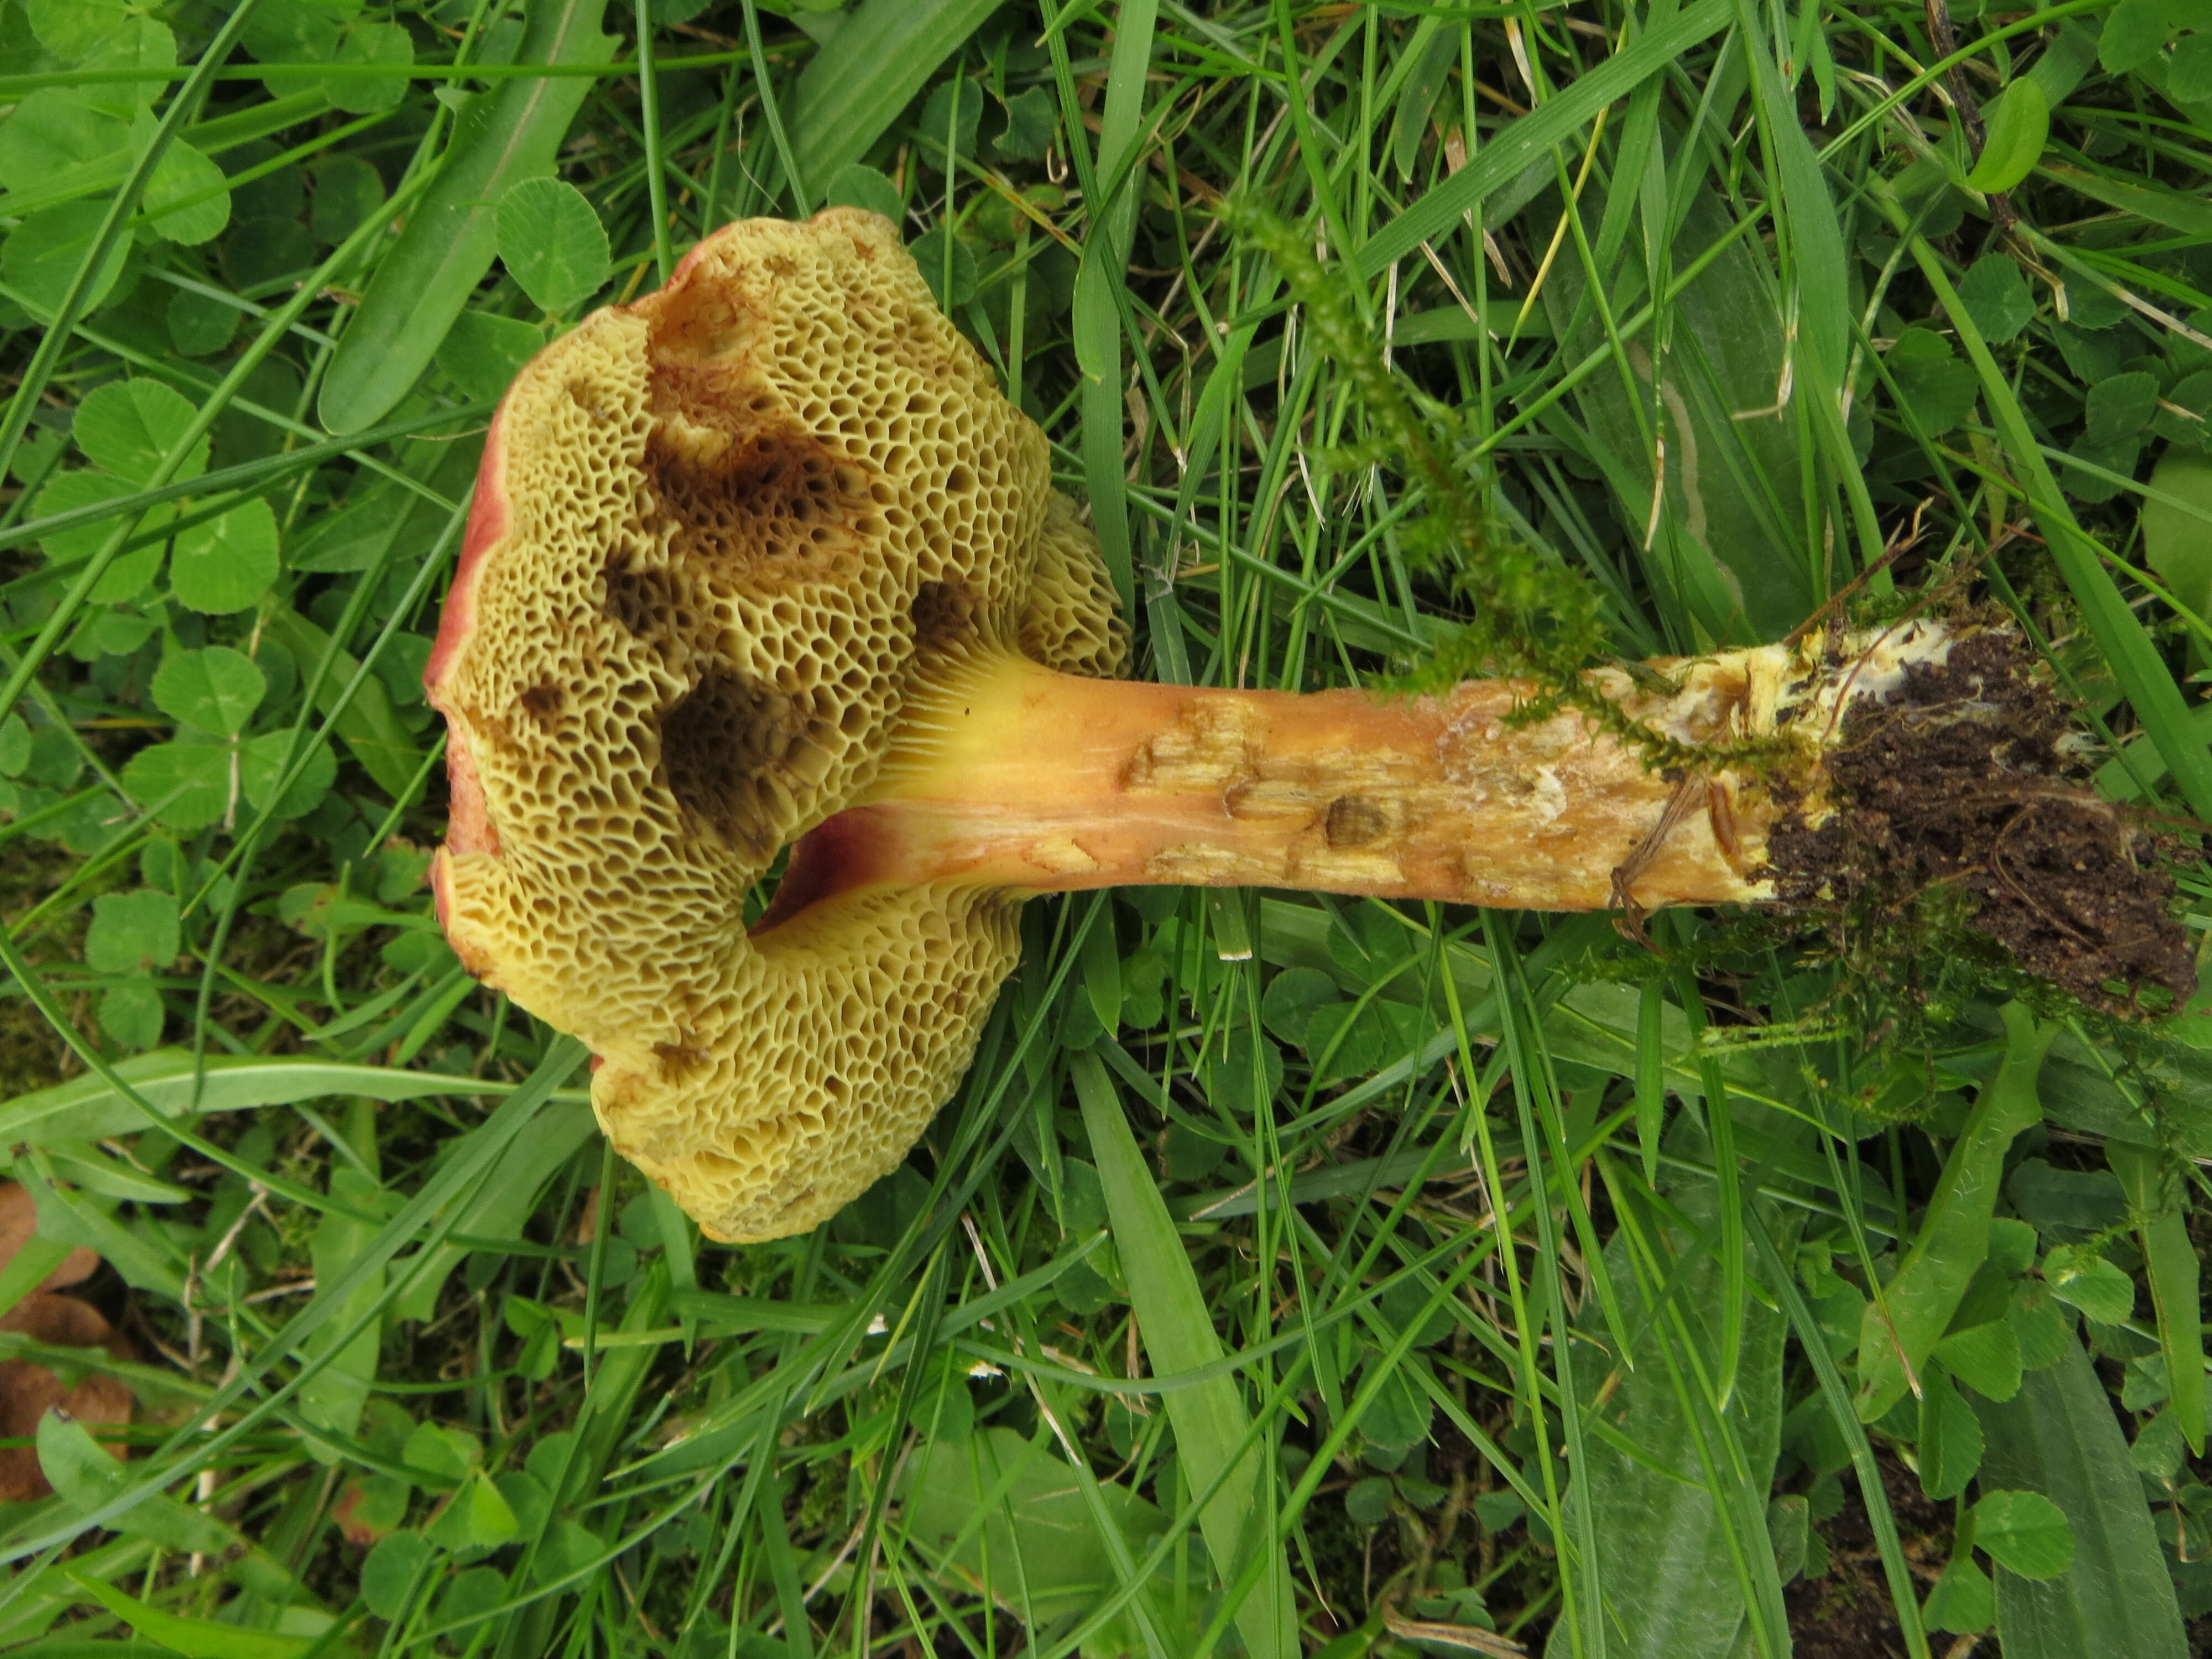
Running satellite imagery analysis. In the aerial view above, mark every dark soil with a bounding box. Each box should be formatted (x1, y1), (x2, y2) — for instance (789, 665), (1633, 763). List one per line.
(1766, 622), (2195, 1016)
(1787, 1455), (1950, 1659)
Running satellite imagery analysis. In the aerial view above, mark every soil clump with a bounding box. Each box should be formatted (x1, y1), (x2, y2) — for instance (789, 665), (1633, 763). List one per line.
(1766, 624), (2194, 1014)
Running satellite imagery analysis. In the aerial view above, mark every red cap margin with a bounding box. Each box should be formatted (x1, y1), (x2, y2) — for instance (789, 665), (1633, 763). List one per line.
(426, 403), (508, 867)
(425, 401), (510, 982)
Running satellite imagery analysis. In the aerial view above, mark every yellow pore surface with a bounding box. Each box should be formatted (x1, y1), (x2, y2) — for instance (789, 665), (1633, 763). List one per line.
(431, 211), (1126, 1241)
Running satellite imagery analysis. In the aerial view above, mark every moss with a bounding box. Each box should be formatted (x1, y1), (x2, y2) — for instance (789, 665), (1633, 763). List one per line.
(0, 837), (87, 1095)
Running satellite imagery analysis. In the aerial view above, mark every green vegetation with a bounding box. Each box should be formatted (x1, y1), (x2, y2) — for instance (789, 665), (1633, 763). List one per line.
(1, 0), (2209, 1655)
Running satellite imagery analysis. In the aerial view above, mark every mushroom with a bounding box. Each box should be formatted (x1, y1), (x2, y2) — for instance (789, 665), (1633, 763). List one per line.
(427, 210), (2189, 1243)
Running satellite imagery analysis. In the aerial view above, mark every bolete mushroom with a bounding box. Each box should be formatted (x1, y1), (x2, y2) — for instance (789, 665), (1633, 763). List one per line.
(427, 210), (2189, 1243)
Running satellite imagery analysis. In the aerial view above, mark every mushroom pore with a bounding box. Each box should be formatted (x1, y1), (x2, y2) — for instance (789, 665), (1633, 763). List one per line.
(426, 210), (2189, 1244)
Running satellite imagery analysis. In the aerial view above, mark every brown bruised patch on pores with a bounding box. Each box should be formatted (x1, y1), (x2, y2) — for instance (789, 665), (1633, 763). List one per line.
(659, 666), (807, 857)
(644, 408), (878, 583)
(601, 557), (692, 646)
(911, 578), (977, 655)
(641, 265), (881, 588)
(653, 1039), (712, 1077)
(518, 684), (563, 726)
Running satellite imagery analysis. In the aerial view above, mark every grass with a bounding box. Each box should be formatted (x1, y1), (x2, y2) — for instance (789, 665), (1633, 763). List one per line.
(0, 0), (2209, 1655)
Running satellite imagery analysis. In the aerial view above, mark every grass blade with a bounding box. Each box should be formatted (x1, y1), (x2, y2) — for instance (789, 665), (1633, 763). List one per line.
(1052, 0), (1157, 618)
(1355, 0), (1734, 276)
(1973, 1334), (2188, 1658)
(787, 0), (1010, 189)
(1747, 1213), (1932, 1659)
(0, 1050), (555, 1144)
(319, 0), (616, 433)
(1853, 1005), (2056, 1423)
(1902, 232), (2212, 821)
(2110, 1143), (2206, 1457)
(1072, 1048), (1297, 1659)
(1554, 1154), (1796, 1658)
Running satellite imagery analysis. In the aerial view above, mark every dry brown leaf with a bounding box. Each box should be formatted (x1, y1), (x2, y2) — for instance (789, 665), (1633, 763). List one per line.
(0, 1186), (132, 1503)
(0, 1184), (100, 1292)
(0, 1293), (134, 1501)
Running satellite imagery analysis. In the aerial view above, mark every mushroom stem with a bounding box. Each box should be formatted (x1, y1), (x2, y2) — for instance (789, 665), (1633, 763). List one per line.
(760, 644), (1804, 927)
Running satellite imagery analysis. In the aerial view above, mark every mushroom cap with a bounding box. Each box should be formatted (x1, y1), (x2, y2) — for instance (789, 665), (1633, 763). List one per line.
(426, 211), (1127, 1241)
